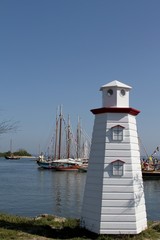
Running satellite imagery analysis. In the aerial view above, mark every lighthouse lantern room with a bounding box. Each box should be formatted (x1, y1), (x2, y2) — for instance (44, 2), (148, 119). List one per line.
(100, 80), (132, 108)
(81, 80), (147, 234)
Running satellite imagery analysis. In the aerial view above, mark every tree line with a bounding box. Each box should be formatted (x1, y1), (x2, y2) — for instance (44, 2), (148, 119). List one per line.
(0, 149), (32, 157)
(0, 116), (32, 157)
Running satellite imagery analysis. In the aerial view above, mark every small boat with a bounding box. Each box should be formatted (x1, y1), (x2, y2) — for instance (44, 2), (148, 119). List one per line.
(5, 155), (20, 160)
(36, 153), (57, 169)
(37, 159), (56, 169)
(5, 139), (20, 160)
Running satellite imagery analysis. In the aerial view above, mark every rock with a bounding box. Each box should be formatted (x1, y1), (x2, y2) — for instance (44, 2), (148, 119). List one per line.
(34, 214), (66, 222)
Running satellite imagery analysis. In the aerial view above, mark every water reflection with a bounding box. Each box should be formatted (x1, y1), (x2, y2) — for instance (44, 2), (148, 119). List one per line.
(51, 171), (86, 218)
(0, 158), (160, 220)
(143, 179), (160, 220)
(37, 168), (160, 220)
(37, 168), (86, 218)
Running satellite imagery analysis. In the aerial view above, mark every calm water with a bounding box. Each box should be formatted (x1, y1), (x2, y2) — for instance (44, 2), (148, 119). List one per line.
(0, 157), (159, 220)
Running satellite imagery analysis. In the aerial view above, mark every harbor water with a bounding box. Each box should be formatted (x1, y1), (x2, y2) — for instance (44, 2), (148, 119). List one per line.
(0, 157), (159, 220)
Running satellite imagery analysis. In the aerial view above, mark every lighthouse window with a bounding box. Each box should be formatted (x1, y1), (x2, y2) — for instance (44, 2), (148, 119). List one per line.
(120, 89), (126, 96)
(107, 89), (113, 96)
(112, 160), (124, 176)
(112, 125), (124, 141)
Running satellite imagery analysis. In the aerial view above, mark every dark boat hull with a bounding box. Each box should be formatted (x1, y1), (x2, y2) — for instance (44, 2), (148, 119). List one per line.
(142, 170), (160, 180)
(5, 156), (20, 160)
(37, 160), (56, 169)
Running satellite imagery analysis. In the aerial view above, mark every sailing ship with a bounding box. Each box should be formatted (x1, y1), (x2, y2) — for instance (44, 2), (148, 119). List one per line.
(37, 106), (90, 170)
(52, 159), (83, 171)
(5, 139), (20, 160)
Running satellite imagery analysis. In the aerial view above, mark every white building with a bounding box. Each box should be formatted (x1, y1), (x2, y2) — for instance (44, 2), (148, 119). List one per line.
(81, 80), (147, 234)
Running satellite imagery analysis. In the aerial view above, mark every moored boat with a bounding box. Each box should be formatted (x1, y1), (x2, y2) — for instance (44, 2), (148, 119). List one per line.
(5, 155), (20, 160)
(37, 157), (82, 171)
(52, 158), (82, 171)
(5, 139), (21, 160)
(37, 159), (56, 169)
(37, 106), (91, 170)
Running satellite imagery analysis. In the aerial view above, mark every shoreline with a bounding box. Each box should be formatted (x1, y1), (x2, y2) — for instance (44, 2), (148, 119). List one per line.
(0, 213), (160, 240)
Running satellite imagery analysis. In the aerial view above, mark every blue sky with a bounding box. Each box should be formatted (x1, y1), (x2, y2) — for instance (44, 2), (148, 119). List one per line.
(0, 0), (160, 156)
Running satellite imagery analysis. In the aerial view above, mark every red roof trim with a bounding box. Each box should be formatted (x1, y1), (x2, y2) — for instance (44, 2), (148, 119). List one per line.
(91, 107), (140, 116)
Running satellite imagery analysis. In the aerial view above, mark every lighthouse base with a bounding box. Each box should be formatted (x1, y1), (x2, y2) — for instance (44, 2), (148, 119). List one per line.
(81, 217), (147, 235)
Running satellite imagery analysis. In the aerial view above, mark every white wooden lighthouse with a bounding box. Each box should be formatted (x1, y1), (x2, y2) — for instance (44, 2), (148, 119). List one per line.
(81, 80), (147, 234)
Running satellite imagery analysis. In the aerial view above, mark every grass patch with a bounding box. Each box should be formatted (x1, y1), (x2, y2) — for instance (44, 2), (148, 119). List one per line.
(0, 213), (160, 239)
